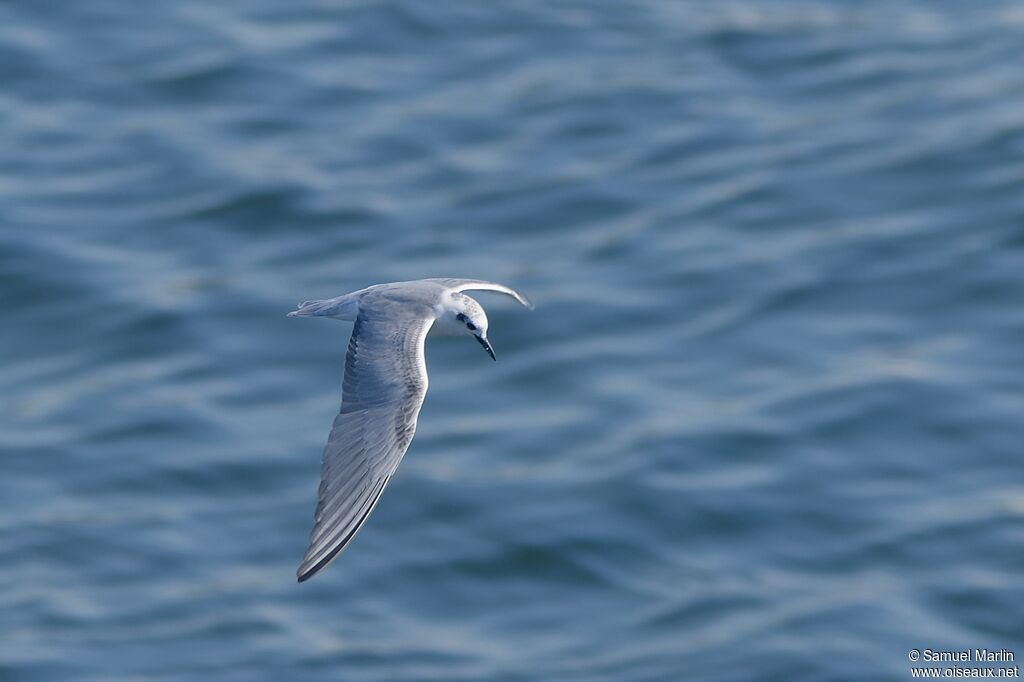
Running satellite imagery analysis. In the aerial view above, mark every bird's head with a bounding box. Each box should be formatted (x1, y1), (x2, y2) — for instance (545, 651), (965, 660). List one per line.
(443, 294), (495, 360)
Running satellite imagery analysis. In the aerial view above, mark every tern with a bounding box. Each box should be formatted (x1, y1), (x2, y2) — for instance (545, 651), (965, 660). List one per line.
(287, 278), (533, 582)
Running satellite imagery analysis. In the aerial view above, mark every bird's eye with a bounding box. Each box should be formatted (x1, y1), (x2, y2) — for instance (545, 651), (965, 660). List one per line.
(456, 313), (466, 322)
(466, 322), (477, 331)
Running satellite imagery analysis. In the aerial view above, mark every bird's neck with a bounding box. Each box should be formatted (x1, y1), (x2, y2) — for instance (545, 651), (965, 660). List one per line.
(431, 306), (467, 336)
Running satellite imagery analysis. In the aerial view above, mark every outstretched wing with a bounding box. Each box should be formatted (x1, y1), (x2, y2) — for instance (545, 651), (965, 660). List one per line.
(296, 302), (435, 582)
(428, 278), (534, 309)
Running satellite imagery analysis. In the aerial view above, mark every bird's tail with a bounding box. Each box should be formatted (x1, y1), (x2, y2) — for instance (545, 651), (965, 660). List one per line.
(287, 294), (358, 320)
(287, 299), (332, 317)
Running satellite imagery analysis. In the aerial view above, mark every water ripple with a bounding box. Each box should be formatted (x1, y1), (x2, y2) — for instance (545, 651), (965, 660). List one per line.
(3, 0), (1024, 680)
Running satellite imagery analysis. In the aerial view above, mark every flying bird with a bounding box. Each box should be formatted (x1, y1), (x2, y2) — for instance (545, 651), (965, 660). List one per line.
(288, 278), (533, 582)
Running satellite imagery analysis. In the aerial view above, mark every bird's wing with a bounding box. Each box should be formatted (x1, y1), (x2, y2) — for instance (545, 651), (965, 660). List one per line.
(429, 278), (534, 309)
(296, 301), (435, 582)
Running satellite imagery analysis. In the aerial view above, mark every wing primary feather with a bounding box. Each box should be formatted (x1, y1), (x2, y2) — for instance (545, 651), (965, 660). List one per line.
(297, 475), (392, 582)
(428, 278), (534, 309)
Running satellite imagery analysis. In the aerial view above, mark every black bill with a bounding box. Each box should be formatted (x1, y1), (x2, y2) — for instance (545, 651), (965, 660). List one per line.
(475, 334), (496, 361)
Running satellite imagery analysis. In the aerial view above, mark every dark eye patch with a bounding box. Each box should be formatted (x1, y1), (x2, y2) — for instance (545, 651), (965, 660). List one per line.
(466, 322), (477, 331)
(456, 313), (467, 322)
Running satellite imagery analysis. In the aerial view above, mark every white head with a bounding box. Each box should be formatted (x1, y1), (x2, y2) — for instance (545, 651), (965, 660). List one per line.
(438, 293), (495, 360)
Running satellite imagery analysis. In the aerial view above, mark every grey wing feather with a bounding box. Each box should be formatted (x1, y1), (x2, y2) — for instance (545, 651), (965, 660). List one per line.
(296, 301), (434, 582)
(427, 278), (534, 309)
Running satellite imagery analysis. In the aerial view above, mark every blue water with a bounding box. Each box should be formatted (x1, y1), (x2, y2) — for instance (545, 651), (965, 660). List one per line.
(3, 1), (1024, 680)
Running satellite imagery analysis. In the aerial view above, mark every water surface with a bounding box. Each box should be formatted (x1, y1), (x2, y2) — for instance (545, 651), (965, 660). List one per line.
(2, 1), (1023, 680)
